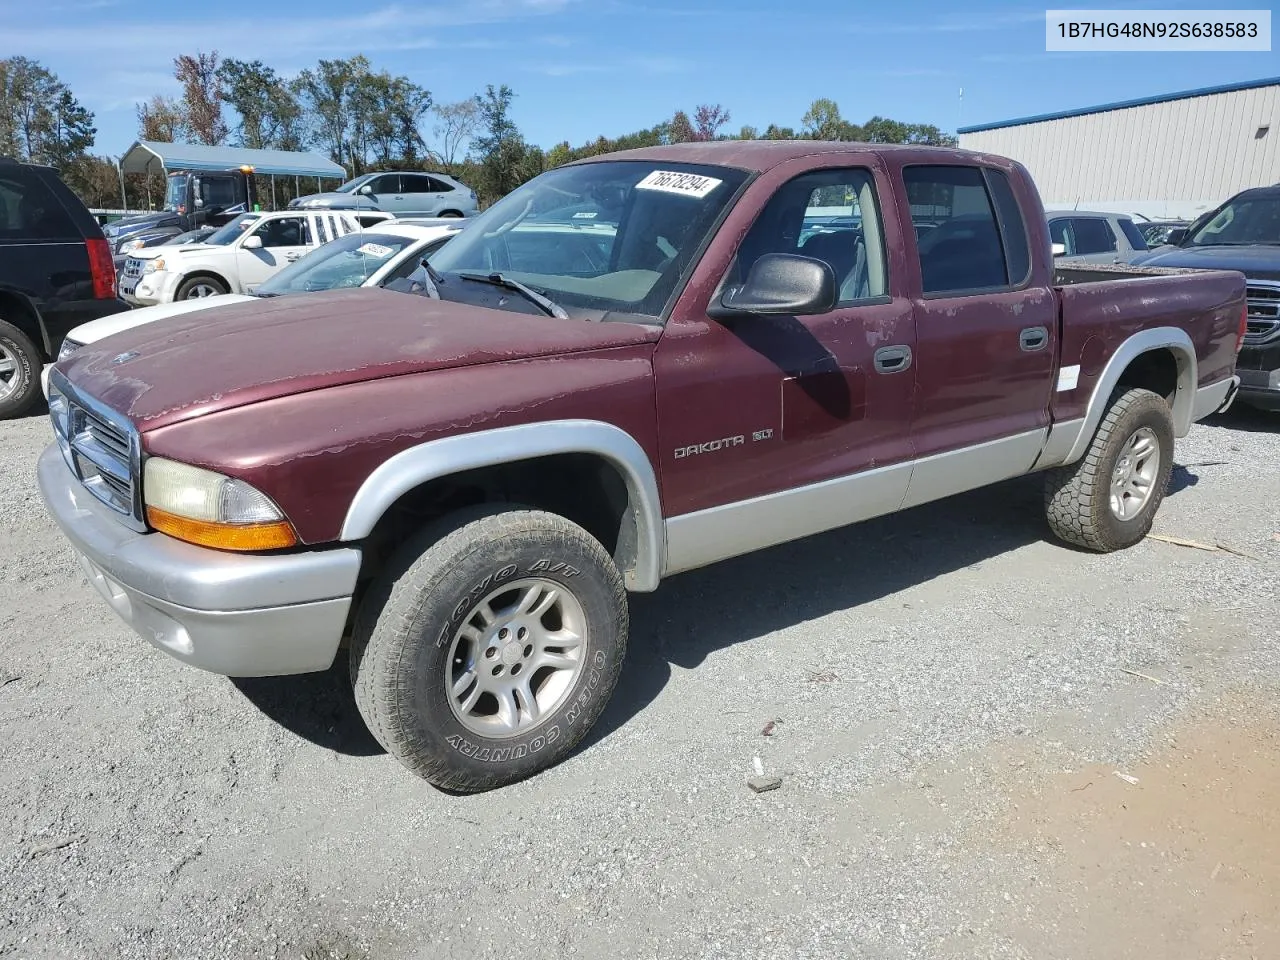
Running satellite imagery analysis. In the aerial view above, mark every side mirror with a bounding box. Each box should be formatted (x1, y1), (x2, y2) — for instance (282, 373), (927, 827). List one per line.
(358, 184), (374, 196)
(714, 253), (836, 317)
(1051, 242), (1066, 257)
(242, 235), (263, 249)
(1166, 227), (1188, 245)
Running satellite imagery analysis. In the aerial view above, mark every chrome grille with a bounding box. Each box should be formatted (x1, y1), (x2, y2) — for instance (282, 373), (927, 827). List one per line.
(122, 257), (145, 280)
(47, 368), (145, 530)
(1245, 281), (1280, 345)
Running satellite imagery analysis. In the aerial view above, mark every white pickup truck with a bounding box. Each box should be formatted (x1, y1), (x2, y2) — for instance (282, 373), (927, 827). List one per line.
(118, 210), (379, 305)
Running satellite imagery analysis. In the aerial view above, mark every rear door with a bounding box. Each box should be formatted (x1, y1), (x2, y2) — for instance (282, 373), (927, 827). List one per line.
(399, 174), (442, 215)
(899, 163), (1056, 508)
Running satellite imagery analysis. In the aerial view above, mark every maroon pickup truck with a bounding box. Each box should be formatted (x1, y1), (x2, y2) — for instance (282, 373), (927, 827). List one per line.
(39, 141), (1246, 792)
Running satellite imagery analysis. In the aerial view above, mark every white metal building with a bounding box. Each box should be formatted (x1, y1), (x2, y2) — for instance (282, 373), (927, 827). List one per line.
(958, 77), (1280, 221)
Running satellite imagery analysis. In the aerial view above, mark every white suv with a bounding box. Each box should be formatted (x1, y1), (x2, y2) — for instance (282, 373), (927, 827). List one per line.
(118, 210), (382, 305)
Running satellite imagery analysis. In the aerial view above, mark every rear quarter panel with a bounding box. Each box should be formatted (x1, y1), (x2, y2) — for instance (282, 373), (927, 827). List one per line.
(142, 345), (659, 544)
(1052, 270), (1245, 422)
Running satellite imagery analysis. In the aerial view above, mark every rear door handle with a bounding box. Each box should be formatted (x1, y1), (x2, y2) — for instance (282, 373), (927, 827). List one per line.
(1019, 326), (1048, 352)
(873, 345), (912, 374)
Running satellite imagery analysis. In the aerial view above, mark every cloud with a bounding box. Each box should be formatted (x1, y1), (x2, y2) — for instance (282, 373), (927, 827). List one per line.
(4, 0), (574, 58)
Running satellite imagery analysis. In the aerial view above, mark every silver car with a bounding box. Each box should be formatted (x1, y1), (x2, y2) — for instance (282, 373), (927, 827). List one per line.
(1047, 210), (1150, 264)
(290, 171), (478, 218)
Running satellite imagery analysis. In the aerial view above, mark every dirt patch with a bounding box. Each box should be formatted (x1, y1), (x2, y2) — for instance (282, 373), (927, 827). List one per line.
(979, 694), (1280, 959)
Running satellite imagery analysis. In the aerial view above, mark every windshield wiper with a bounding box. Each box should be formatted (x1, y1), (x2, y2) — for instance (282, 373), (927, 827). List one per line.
(458, 272), (569, 319)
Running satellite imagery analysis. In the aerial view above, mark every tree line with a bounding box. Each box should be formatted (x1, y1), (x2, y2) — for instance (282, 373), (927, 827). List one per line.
(1, 52), (958, 211)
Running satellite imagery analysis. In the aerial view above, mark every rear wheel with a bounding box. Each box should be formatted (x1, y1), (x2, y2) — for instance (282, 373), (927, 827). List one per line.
(175, 276), (227, 300)
(0, 319), (42, 420)
(351, 506), (628, 792)
(438, 210), (464, 218)
(1044, 386), (1175, 552)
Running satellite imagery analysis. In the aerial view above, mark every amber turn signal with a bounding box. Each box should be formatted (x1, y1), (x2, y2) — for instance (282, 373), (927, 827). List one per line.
(146, 506), (298, 552)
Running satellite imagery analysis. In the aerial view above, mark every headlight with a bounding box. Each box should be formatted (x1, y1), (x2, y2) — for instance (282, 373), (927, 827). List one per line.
(143, 457), (297, 551)
(120, 238), (146, 254)
(144, 258), (164, 274)
(57, 338), (83, 362)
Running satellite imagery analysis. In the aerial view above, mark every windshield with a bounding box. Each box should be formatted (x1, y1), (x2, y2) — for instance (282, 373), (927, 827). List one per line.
(1188, 195), (1280, 246)
(334, 174), (375, 195)
(203, 214), (261, 246)
(257, 232), (419, 295)
(163, 175), (185, 212)
(427, 160), (749, 320)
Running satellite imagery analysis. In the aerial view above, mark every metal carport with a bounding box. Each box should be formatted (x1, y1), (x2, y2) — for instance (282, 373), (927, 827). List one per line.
(118, 141), (347, 212)
(120, 141), (346, 179)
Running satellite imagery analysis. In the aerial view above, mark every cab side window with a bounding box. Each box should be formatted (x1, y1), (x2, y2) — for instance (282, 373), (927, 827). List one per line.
(730, 168), (888, 305)
(904, 165), (1016, 296)
(255, 217), (311, 248)
(1070, 217), (1117, 255)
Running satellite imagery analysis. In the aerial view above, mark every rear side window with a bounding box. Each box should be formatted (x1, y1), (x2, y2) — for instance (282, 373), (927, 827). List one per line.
(428, 177), (455, 193)
(1070, 217), (1116, 254)
(984, 170), (1031, 285)
(400, 174), (435, 194)
(903, 165), (1009, 295)
(1118, 218), (1149, 251)
(0, 172), (79, 242)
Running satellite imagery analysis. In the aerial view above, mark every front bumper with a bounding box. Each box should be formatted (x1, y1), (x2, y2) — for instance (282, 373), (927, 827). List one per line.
(120, 270), (179, 306)
(1236, 367), (1280, 411)
(37, 444), (362, 677)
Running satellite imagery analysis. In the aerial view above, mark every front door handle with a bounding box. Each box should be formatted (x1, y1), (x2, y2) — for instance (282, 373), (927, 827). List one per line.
(1019, 326), (1048, 352)
(873, 345), (913, 374)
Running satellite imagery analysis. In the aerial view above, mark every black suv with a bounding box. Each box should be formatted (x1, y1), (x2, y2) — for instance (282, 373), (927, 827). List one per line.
(0, 158), (130, 418)
(1132, 185), (1280, 413)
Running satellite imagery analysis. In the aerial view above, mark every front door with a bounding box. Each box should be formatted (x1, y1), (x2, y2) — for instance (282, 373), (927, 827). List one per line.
(237, 216), (312, 291)
(898, 163), (1057, 509)
(655, 163), (918, 574)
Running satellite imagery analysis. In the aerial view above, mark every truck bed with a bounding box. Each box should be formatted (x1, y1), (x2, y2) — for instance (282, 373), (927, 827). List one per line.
(1050, 260), (1246, 432)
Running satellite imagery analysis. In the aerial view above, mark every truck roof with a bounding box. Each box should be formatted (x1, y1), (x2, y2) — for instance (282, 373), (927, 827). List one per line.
(570, 139), (994, 173)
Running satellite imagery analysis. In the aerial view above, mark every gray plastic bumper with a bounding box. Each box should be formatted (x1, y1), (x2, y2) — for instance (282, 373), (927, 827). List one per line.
(37, 444), (362, 677)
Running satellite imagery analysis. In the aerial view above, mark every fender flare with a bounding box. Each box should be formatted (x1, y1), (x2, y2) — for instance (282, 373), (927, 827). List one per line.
(174, 267), (233, 296)
(0, 285), (52, 356)
(1064, 326), (1198, 465)
(339, 419), (665, 592)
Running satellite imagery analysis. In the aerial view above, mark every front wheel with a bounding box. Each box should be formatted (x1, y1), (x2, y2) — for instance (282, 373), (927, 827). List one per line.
(1044, 386), (1175, 552)
(175, 276), (227, 300)
(350, 506), (628, 792)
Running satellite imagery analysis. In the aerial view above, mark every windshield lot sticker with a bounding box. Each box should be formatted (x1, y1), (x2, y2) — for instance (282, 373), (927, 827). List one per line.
(636, 170), (723, 199)
(356, 242), (394, 258)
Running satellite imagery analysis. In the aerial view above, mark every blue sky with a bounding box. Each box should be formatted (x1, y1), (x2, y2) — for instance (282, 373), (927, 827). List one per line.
(2, 0), (1276, 158)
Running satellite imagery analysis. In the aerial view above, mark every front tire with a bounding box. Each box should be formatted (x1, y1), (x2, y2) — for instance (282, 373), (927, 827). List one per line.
(175, 276), (227, 300)
(351, 506), (628, 792)
(0, 319), (42, 420)
(1044, 386), (1175, 552)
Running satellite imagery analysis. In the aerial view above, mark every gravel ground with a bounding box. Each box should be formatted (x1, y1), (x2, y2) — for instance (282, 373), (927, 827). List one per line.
(1, 398), (1278, 960)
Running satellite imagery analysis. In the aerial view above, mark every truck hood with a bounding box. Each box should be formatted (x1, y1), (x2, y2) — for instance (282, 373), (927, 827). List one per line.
(56, 287), (661, 431)
(1130, 244), (1280, 280)
(131, 243), (224, 259)
(67, 295), (257, 347)
(106, 212), (181, 237)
